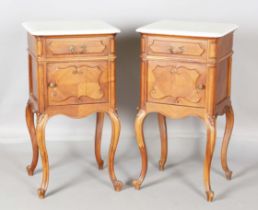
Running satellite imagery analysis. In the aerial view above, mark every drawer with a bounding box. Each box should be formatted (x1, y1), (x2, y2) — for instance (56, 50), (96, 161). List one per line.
(47, 61), (109, 106)
(46, 37), (109, 57)
(146, 36), (207, 60)
(147, 61), (207, 107)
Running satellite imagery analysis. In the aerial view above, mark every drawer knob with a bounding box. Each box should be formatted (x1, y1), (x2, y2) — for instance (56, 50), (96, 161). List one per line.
(48, 82), (57, 88)
(69, 46), (76, 53)
(80, 45), (87, 53)
(169, 46), (184, 54)
(197, 84), (206, 90)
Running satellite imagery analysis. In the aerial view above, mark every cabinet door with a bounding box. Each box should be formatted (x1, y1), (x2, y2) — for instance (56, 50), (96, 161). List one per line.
(47, 61), (109, 106)
(147, 61), (207, 107)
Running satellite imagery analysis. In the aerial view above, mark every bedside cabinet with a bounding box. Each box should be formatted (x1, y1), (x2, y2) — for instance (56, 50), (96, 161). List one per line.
(132, 20), (238, 201)
(23, 21), (122, 198)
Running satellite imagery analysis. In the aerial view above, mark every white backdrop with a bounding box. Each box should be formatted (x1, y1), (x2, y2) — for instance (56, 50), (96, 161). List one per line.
(0, 0), (258, 144)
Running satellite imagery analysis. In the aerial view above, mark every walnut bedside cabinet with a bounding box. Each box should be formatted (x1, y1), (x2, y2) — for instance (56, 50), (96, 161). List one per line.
(132, 20), (238, 201)
(23, 21), (122, 198)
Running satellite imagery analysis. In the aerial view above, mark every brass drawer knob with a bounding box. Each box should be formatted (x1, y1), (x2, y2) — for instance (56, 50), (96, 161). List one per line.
(69, 46), (75, 53)
(169, 46), (184, 54)
(197, 84), (206, 90)
(48, 82), (57, 88)
(80, 45), (87, 53)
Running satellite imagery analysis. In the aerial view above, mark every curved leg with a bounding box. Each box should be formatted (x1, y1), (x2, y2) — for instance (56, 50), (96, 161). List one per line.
(157, 114), (168, 171)
(107, 110), (123, 191)
(204, 115), (217, 202)
(95, 112), (105, 169)
(25, 101), (39, 176)
(132, 109), (148, 190)
(221, 105), (234, 180)
(36, 114), (49, 199)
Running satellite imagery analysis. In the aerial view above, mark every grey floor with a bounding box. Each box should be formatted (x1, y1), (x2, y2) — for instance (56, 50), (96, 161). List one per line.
(0, 137), (258, 210)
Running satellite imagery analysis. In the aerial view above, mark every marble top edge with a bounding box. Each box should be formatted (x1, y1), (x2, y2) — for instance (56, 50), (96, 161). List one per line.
(136, 20), (239, 38)
(22, 20), (120, 36)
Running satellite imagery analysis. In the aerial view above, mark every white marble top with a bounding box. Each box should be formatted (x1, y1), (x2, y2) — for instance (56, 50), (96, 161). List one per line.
(136, 20), (238, 38)
(22, 21), (120, 36)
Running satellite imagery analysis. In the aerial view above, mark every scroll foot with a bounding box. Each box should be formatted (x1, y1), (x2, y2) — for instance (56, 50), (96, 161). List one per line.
(206, 191), (214, 202)
(98, 160), (104, 170)
(113, 180), (123, 192)
(26, 165), (34, 176)
(132, 180), (142, 190)
(225, 170), (233, 180)
(159, 160), (165, 171)
(37, 188), (46, 199)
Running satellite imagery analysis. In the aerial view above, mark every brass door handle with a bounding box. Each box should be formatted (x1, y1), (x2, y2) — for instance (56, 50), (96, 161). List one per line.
(197, 84), (206, 90)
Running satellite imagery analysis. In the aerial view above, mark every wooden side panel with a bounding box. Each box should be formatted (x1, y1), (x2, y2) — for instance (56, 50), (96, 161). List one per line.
(140, 35), (147, 108)
(28, 33), (37, 56)
(208, 33), (233, 61)
(109, 34), (116, 108)
(216, 59), (229, 103)
(207, 34), (233, 105)
(217, 33), (233, 59)
(37, 63), (46, 112)
(28, 34), (43, 57)
(31, 57), (38, 100)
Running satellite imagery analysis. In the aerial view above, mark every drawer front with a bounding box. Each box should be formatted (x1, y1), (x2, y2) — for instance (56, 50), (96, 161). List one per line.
(146, 36), (207, 60)
(46, 37), (109, 57)
(147, 61), (207, 107)
(47, 61), (109, 106)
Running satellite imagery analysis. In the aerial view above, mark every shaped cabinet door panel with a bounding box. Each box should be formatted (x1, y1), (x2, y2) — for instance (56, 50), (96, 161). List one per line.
(147, 61), (207, 107)
(47, 61), (109, 106)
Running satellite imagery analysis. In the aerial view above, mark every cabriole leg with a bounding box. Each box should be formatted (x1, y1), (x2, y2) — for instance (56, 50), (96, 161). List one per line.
(157, 114), (168, 171)
(25, 101), (39, 176)
(95, 112), (105, 169)
(221, 105), (234, 180)
(36, 114), (49, 199)
(204, 116), (217, 202)
(132, 109), (148, 190)
(107, 110), (123, 191)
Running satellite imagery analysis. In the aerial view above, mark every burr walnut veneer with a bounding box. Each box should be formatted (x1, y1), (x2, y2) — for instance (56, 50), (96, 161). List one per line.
(133, 20), (238, 202)
(23, 21), (122, 198)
